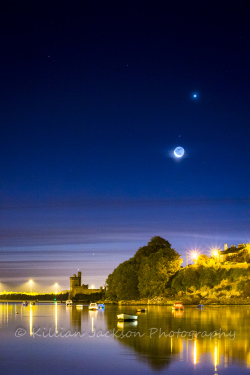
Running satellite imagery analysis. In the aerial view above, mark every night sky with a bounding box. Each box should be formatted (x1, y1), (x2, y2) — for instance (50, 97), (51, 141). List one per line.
(1, 0), (249, 292)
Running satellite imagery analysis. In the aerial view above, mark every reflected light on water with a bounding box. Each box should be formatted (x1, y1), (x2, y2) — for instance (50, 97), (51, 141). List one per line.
(194, 340), (198, 364)
(0, 304), (250, 374)
(247, 352), (250, 368)
(0, 303), (10, 327)
(214, 344), (218, 372)
(55, 302), (58, 334)
(29, 304), (33, 336)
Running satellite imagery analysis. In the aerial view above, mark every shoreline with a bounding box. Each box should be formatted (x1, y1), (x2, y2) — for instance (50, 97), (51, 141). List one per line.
(0, 299), (250, 306)
(104, 297), (250, 306)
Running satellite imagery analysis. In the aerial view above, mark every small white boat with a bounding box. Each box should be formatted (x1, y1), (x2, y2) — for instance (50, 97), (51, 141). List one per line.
(66, 300), (72, 306)
(89, 303), (98, 310)
(117, 313), (138, 321)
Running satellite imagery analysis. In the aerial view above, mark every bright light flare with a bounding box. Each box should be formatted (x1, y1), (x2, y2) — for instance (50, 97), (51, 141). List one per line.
(190, 251), (200, 261)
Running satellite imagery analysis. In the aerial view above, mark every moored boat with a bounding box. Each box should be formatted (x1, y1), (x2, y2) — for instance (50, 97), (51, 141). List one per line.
(197, 304), (203, 309)
(137, 308), (146, 313)
(22, 301), (28, 306)
(89, 303), (98, 310)
(98, 303), (105, 309)
(117, 313), (138, 321)
(172, 302), (184, 310)
(66, 300), (73, 306)
(30, 301), (35, 305)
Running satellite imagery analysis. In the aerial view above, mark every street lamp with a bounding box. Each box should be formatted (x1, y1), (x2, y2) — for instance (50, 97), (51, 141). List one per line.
(190, 251), (199, 264)
(212, 249), (220, 262)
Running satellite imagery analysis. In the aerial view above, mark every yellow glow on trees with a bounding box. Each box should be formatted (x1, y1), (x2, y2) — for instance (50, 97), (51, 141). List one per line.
(190, 251), (200, 264)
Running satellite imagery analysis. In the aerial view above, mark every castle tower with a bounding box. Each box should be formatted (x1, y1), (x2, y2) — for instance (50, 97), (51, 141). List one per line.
(70, 273), (81, 293)
(224, 243), (228, 251)
(78, 271), (81, 286)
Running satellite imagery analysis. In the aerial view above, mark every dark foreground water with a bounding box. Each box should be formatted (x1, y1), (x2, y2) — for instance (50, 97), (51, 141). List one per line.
(0, 303), (249, 374)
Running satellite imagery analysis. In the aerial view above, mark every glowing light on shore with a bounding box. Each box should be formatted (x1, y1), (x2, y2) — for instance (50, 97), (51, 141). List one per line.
(189, 251), (200, 264)
(210, 248), (220, 262)
(211, 248), (220, 258)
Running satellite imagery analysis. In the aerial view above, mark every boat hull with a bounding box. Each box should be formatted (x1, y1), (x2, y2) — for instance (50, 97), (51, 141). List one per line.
(117, 314), (138, 321)
(89, 303), (98, 310)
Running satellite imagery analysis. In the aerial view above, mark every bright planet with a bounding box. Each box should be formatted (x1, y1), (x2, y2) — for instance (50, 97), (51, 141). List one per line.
(174, 146), (185, 158)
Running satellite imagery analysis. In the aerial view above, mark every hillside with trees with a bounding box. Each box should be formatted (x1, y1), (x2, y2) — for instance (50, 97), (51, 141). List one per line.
(106, 236), (182, 300)
(106, 237), (250, 303)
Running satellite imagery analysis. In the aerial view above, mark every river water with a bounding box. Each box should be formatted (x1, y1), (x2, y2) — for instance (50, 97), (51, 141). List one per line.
(0, 303), (249, 374)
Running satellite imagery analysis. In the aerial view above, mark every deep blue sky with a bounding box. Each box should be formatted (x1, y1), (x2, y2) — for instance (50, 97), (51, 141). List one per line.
(0, 0), (249, 292)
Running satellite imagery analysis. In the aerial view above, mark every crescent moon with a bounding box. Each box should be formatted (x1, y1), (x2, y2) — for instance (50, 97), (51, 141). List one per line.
(174, 147), (185, 158)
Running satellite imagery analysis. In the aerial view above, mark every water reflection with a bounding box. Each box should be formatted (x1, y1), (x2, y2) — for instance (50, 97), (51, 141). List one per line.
(0, 303), (249, 373)
(55, 303), (58, 334)
(214, 343), (218, 372)
(29, 304), (33, 336)
(117, 320), (138, 331)
(193, 339), (197, 364)
(104, 305), (250, 371)
(69, 304), (83, 332)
